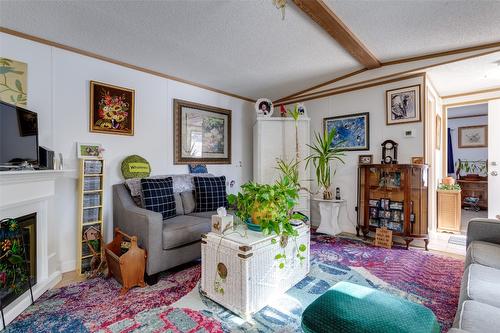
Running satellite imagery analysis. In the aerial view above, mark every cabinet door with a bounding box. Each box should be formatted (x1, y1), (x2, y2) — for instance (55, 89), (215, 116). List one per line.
(254, 120), (284, 184)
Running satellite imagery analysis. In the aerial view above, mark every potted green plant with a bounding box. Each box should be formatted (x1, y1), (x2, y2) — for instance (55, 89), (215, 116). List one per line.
(305, 129), (345, 200)
(227, 174), (307, 268)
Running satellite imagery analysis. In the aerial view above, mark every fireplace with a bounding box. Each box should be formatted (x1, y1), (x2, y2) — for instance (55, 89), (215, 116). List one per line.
(0, 213), (37, 310)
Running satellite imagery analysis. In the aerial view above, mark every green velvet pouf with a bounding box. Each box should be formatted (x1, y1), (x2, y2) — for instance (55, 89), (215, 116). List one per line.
(301, 281), (440, 333)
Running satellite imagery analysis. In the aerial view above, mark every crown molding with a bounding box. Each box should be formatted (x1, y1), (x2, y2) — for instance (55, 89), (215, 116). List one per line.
(0, 27), (256, 103)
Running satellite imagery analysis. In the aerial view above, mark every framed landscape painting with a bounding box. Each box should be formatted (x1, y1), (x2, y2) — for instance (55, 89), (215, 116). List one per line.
(458, 125), (488, 148)
(323, 112), (369, 151)
(89, 81), (135, 136)
(174, 99), (231, 164)
(386, 85), (421, 125)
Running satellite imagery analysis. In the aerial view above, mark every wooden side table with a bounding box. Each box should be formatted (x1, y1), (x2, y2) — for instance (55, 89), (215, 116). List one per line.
(437, 190), (461, 233)
(313, 198), (346, 236)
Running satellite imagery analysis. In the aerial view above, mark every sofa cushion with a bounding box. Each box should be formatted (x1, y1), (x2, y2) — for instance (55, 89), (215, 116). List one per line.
(162, 215), (210, 250)
(187, 211), (217, 219)
(174, 193), (184, 215)
(180, 191), (196, 214)
(193, 176), (228, 212)
(458, 264), (500, 312)
(141, 177), (176, 220)
(458, 301), (500, 332)
(465, 241), (500, 269)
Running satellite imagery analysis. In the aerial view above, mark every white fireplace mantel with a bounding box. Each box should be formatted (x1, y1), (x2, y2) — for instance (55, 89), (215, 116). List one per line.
(0, 169), (76, 326)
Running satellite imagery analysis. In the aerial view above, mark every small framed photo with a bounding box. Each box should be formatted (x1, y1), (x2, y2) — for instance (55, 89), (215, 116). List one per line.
(391, 210), (402, 222)
(255, 98), (273, 117)
(77, 142), (102, 159)
(458, 125), (488, 148)
(369, 199), (380, 208)
(359, 154), (373, 165)
(369, 207), (379, 218)
(380, 198), (390, 211)
(297, 103), (307, 117)
(386, 85), (421, 125)
(389, 201), (403, 211)
(411, 156), (424, 164)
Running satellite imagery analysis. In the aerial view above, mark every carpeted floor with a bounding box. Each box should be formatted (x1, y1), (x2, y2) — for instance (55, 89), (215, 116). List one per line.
(6, 234), (464, 333)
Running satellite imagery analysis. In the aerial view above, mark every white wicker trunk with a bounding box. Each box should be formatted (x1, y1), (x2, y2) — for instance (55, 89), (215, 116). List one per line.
(201, 224), (310, 319)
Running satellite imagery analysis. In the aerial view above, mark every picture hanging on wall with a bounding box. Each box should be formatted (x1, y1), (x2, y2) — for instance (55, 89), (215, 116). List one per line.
(386, 85), (421, 125)
(89, 81), (135, 136)
(255, 98), (273, 117)
(0, 57), (27, 106)
(323, 112), (369, 151)
(174, 99), (231, 164)
(76, 142), (103, 159)
(458, 125), (488, 148)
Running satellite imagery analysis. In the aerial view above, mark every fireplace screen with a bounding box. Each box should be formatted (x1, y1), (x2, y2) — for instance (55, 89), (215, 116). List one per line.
(0, 213), (35, 322)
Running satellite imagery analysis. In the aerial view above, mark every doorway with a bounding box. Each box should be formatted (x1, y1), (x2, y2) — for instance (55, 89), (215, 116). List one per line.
(445, 103), (489, 235)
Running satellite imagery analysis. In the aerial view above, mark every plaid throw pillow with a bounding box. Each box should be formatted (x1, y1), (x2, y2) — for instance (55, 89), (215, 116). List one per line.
(194, 176), (228, 212)
(141, 177), (176, 220)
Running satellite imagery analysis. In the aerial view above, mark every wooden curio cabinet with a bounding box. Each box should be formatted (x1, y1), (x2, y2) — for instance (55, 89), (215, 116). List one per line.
(357, 164), (429, 250)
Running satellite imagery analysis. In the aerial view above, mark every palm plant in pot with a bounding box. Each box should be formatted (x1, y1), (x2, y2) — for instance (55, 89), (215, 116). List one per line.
(305, 128), (345, 200)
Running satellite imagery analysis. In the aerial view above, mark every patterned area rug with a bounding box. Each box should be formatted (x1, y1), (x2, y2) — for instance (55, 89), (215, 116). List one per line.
(6, 264), (222, 333)
(6, 235), (464, 332)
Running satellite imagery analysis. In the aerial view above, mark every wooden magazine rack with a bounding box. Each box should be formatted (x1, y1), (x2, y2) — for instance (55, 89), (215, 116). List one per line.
(105, 228), (146, 294)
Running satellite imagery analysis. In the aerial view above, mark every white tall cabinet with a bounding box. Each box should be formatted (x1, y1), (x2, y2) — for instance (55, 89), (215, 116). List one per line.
(253, 117), (311, 218)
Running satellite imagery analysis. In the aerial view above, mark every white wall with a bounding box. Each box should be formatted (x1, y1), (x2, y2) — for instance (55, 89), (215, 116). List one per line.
(302, 77), (424, 233)
(448, 116), (488, 175)
(0, 32), (254, 273)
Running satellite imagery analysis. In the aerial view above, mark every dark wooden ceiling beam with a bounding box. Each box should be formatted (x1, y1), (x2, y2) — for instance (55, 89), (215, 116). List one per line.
(293, 0), (380, 69)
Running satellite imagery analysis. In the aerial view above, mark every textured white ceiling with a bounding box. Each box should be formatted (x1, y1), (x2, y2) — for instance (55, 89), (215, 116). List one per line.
(0, 0), (360, 100)
(327, 0), (500, 62)
(448, 104), (488, 118)
(1, 1), (499, 101)
(426, 51), (500, 96)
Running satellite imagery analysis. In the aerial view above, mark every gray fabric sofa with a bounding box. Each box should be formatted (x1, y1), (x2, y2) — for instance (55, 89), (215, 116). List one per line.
(113, 176), (218, 276)
(451, 218), (500, 333)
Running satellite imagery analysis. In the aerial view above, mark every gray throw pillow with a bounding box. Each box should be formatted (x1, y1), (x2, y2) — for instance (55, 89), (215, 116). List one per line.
(174, 193), (184, 215)
(180, 191), (196, 214)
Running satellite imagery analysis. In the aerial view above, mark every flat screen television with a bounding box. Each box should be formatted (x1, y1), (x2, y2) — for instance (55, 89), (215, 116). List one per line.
(0, 101), (39, 167)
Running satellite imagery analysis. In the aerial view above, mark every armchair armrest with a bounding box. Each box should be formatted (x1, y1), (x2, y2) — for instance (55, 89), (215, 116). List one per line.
(466, 218), (500, 248)
(112, 184), (163, 274)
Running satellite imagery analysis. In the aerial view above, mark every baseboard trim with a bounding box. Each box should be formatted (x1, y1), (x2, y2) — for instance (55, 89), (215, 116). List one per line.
(60, 260), (76, 273)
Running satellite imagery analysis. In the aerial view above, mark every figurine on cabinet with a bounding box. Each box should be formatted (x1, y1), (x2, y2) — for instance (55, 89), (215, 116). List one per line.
(381, 140), (398, 164)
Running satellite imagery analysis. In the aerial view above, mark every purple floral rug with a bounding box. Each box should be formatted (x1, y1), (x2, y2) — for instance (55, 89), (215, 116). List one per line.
(6, 234), (464, 332)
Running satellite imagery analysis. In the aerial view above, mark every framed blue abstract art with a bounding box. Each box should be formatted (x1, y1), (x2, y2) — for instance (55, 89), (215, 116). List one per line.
(323, 112), (369, 151)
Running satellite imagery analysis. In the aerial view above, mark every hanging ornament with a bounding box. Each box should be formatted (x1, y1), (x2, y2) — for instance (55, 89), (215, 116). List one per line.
(273, 0), (287, 20)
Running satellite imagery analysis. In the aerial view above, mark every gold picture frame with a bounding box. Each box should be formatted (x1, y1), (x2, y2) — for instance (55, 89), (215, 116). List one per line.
(458, 125), (488, 148)
(173, 99), (231, 164)
(89, 81), (135, 136)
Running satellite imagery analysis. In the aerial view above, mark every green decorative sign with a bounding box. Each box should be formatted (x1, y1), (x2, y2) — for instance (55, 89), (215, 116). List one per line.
(121, 155), (151, 179)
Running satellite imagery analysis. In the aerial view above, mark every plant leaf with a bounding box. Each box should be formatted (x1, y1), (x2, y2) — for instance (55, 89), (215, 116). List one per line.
(15, 79), (23, 92)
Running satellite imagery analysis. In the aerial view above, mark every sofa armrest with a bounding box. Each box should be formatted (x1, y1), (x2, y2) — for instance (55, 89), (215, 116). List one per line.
(466, 218), (500, 248)
(112, 184), (163, 257)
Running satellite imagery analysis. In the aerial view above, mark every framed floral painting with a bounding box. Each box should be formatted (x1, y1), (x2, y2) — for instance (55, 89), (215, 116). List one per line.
(89, 81), (135, 136)
(174, 99), (231, 164)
